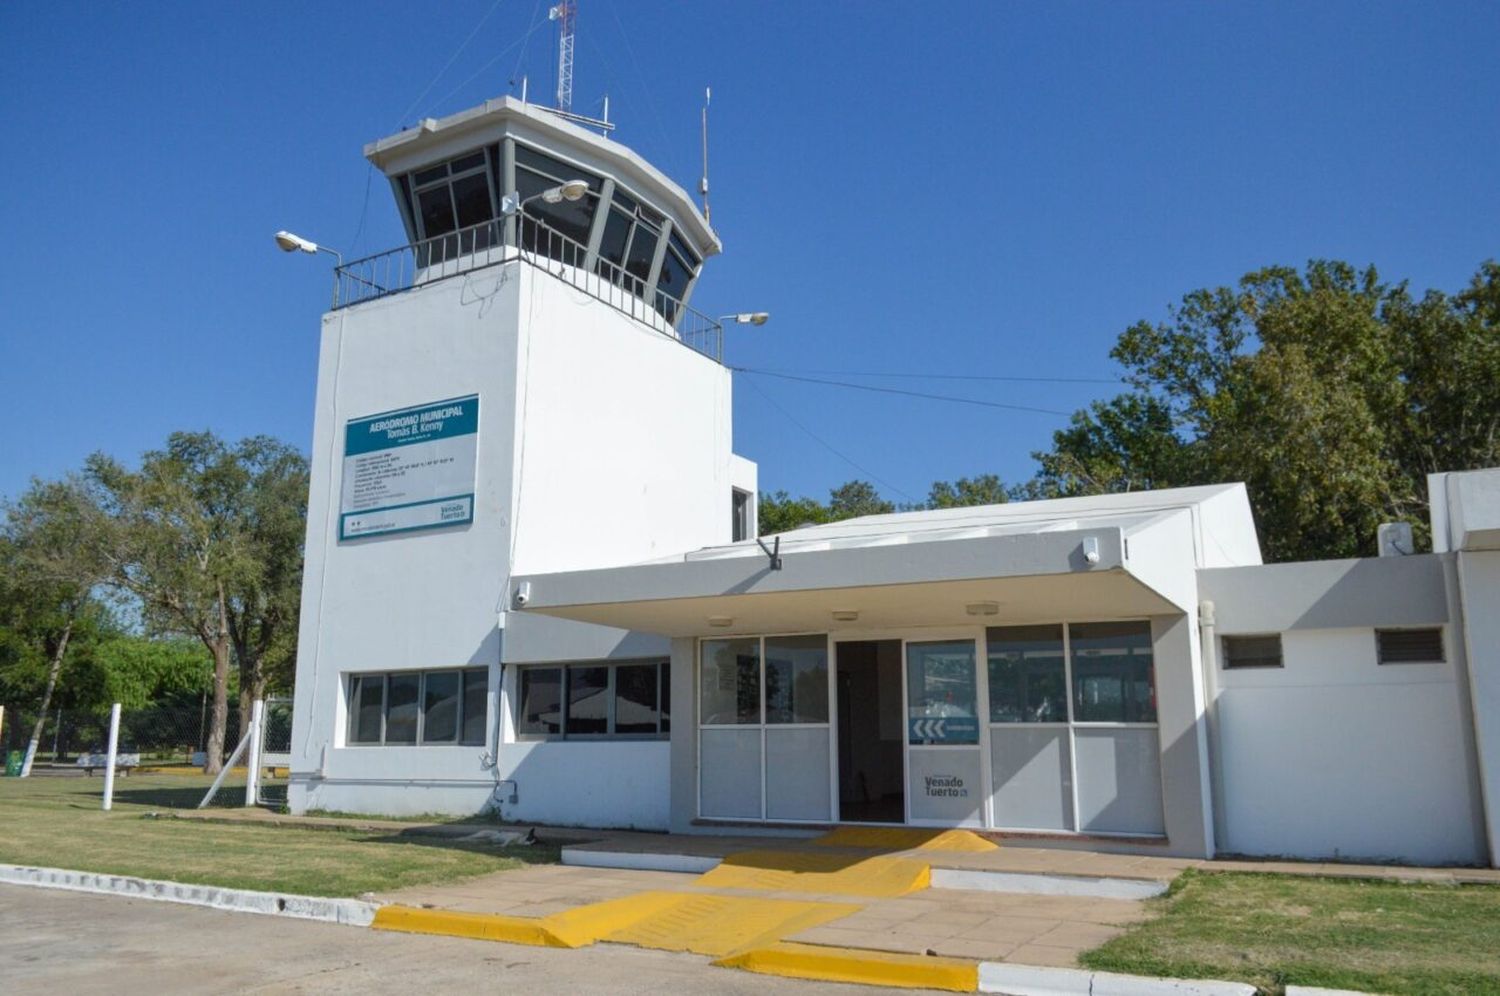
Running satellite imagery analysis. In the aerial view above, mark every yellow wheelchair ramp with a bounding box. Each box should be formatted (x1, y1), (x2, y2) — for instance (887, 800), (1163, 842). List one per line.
(812, 826), (999, 853)
(695, 849), (931, 897)
(601, 892), (861, 958)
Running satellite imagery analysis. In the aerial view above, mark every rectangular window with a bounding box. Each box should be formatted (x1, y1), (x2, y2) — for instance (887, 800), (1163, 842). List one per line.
(906, 640), (979, 744)
(765, 635), (829, 724)
(513, 660), (671, 739)
(422, 670), (460, 743)
(701, 638), (761, 725)
(987, 625), (1067, 723)
(518, 667), (563, 737)
(385, 674), (420, 744)
(1377, 628), (1444, 664)
(1069, 622), (1156, 723)
(566, 665), (610, 736)
(461, 669), (488, 745)
(614, 663), (659, 735)
(732, 488), (753, 542)
(1223, 634), (1283, 669)
(351, 675), (384, 744)
(346, 668), (489, 746)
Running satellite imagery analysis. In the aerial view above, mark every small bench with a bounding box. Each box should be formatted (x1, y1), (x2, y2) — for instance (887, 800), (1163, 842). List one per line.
(76, 752), (141, 776)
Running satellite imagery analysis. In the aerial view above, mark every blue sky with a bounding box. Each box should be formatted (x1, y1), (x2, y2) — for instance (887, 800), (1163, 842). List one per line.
(2, 1), (1497, 506)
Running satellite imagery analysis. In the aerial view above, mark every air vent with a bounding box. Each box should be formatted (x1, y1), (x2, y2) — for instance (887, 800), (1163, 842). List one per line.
(1376, 628), (1444, 664)
(1223, 634), (1283, 669)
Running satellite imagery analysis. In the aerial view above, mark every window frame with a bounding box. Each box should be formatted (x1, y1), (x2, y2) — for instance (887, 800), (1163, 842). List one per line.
(345, 667), (489, 747)
(408, 147), (500, 243)
(512, 659), (672, 741)
(1221, 633), (1285, 670)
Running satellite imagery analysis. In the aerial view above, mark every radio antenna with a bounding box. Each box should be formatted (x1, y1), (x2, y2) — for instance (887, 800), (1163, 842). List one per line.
(700, 87), (711, 223)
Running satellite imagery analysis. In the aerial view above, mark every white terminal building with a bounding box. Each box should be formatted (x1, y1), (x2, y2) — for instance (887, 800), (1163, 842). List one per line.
(287, 94), (1500, 869)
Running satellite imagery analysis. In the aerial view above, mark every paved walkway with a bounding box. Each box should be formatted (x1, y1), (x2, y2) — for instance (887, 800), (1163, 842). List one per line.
(2, 885), (935, 996)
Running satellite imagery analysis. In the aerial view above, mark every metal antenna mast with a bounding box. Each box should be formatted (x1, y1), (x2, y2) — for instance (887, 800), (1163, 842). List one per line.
(549, 2), (576, 113)
(700, 87), (711, 223)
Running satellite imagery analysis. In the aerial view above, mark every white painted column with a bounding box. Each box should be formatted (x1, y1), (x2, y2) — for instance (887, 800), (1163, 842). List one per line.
(244, 699), (264, 807)
(101, 703), (121, 812)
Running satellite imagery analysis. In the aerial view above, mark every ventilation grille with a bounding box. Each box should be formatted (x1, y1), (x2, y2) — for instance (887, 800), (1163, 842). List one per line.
(1377, 628), (1445, 664)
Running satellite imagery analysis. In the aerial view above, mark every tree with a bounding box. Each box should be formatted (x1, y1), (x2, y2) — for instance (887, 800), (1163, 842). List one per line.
(0, 476), (116, 775)
(926, 474), (1011, 509)
(829, 481), (894, 519)
(1029, 259), (1500, 560)
(758, 491), (833, 535)
(86, 433), (282, 773)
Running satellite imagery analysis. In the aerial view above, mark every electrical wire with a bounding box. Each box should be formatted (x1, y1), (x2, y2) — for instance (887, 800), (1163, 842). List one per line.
(428, 6), (553, 114)
(733, 367), (1075, 417)
(396, 0), (508, 126)
(744, 367), (1120, 385)
(740, 376), (918, 503)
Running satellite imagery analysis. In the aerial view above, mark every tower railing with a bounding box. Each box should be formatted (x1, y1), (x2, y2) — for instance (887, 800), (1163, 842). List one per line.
(332, 214), (723, 364)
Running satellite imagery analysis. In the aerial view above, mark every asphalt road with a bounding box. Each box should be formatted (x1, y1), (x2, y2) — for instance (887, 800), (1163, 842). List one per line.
(0, 884), (943, 995)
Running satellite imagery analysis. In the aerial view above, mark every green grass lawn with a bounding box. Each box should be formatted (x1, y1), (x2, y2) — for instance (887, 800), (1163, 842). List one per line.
(1083, 868), (1500, 996)
(0, 773), (557, 897)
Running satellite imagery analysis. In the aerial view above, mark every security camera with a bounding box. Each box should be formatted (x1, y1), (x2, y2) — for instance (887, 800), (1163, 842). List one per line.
(513, 581), (532, 607)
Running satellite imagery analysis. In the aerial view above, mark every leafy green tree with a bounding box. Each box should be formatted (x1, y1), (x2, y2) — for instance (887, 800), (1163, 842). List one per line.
(926, 474), (1011, 508)
(88, 432), (306, 773)
(829, 481), (894, 519)
(758, 491), (833, 535)
(1030, 259), (1500, 561)
(0, 476), (116, 774)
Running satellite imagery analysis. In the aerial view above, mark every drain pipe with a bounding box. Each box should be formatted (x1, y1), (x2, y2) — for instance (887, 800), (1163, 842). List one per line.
(1199, 600), (1229, 855)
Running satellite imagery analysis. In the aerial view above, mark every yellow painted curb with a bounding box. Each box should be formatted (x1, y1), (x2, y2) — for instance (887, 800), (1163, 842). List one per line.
(715, 942), (979, 992)
(698, 850), (932, 897)
(371, 904), (572, 947)
(543, 890), (688, 947)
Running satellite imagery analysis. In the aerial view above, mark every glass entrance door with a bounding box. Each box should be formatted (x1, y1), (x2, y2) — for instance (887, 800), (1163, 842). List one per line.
(904, 639), (985, 826)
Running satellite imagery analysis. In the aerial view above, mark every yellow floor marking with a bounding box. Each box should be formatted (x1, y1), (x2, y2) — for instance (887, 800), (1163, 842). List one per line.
(715, 941), (979, 992)
(812, 826), (999, 853)
(372, 905), (572, 947)
(696, 849), (931, 897)
(602, 893), (862, 958)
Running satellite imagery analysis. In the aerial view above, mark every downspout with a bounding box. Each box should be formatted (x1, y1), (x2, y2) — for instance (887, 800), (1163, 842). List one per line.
(1199, 599), (1229, 855)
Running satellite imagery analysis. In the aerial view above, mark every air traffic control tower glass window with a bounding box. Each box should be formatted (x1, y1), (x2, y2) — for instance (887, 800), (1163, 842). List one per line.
(408, 149), (499, 263)
(515, 145), (603, 253)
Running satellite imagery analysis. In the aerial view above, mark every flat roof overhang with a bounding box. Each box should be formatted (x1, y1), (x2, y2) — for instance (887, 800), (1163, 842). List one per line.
(510, 527), (1184, 637)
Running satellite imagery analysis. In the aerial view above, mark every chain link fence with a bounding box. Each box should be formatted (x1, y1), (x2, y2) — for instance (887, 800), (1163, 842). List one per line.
(1, 699), (291, 809)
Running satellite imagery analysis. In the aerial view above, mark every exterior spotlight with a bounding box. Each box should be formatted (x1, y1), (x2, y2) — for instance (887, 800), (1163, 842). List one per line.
(831, 609), (860, 623)
(707, 615), (734, 628)
(964, 601), (1000, 617)
(720, 313), (770, 326)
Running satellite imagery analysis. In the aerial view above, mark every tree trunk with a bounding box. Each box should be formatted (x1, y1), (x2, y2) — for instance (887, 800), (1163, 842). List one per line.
(20, 620), (72, 778)
(202, 584), (233, 775)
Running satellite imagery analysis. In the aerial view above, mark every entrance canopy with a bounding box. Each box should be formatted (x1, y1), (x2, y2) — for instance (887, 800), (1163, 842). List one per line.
(511, 486), (1259, 636)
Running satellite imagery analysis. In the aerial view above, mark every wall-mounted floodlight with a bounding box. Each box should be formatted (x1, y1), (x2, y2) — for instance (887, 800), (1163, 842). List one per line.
(273, 230), (342, 266)
(720, 312), (770, 326)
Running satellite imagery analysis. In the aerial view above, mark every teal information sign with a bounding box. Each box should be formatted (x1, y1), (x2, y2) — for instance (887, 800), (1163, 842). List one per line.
(339, 395), (479, 540)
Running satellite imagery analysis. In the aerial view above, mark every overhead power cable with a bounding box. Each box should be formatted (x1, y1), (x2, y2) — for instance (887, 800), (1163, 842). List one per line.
(732, 368), (1075, 417)
(745, 367), (1120, 386)
(397, 0), (508, 126)
(740, 377), (918, 504)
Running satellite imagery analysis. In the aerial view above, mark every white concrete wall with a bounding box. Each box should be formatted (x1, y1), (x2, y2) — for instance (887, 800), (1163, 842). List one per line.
(507, 267), (734, 574)
(290, 268), (521, 817)
(1457, 550), (1500, 865)
(1216, 625), (1485, 864)
(290, 262), (736, 827)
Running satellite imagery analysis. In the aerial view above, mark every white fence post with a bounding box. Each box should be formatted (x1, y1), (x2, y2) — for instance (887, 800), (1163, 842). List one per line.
(244, 699), (264, 807)
(102, 703), (121, 811)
